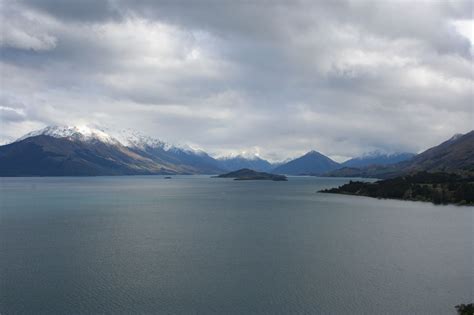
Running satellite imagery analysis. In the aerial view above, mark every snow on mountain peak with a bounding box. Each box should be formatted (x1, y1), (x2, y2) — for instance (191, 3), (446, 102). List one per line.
(112, 128), (206, 156)
(16, 125), (120, 144)
(168, 143), (208, 156)
(15, 125), (214, 158)
(113, 128), (169, 150)
(217, 148), (263, 161)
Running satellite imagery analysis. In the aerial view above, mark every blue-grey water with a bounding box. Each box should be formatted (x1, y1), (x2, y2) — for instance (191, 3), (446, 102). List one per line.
(0, 176), (472, 314)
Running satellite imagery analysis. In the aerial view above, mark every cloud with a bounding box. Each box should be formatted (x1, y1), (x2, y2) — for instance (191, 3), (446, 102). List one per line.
(0, 105), (26, 122)
(0, 1), (58, 51)
(0, 0), (472, 161)
(19, 0), (120, 23)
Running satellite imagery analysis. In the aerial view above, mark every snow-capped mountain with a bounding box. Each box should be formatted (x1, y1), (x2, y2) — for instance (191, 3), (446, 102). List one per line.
(16, 125), (120, 145)
(3, 125), (223, 176)
(3, 125), (179, 176)
(15, 125), (213, 158)
(341, 151), (415, 168)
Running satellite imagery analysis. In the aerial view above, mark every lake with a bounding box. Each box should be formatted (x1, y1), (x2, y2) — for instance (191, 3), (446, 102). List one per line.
(0, 176), (472, 314)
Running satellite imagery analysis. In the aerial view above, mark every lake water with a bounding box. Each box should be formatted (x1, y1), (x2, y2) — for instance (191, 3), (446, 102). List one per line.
(0, 176), (472, 314)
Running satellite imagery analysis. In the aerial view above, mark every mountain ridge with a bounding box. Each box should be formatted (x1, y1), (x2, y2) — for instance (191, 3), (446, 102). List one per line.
(1, 125), (472, 177)
(341, 152), (415, 168)
(0, 135), (177, 176)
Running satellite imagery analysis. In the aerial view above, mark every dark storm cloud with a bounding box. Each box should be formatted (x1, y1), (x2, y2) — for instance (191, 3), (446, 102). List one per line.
(0, 0), (472, 160)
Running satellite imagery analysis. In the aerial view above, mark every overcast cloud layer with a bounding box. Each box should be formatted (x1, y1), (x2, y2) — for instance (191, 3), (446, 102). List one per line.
(0, 0), (473, 161)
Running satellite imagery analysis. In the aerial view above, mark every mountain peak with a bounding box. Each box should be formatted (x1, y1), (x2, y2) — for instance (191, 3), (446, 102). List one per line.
(273, 150), (340, 175)
(305, 150), (324, 157)
(15, 125), (119, 145)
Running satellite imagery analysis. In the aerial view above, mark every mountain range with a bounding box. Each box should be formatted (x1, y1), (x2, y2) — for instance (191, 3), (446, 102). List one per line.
(327, 131), (474, 178)
(0, 125), (471, 177)
(0, 126), (225, 176)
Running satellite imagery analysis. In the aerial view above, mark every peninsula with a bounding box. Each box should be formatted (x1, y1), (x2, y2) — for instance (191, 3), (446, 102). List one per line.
(320, 172), (474, 205)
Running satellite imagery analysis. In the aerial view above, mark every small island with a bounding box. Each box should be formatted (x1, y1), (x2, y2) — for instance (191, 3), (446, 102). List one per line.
(215, 168), (288, 181)
(320, 171), (474, 205)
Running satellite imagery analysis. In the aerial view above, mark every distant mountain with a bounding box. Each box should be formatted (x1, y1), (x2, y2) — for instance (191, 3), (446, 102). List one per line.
(0, 126), (222, 176)
(217, 155), (273, 172)
(342, 152), (415, 168)
(326, 131), (474, 178)
(272, 150), (340, 175)
(3, 125), (472, 177)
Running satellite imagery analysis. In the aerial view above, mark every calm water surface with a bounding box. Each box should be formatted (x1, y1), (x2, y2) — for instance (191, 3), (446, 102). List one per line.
(1, 176), (472, 314)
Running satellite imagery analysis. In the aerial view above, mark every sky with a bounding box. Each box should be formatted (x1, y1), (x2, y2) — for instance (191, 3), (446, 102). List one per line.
(0, 0), (473, 162)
